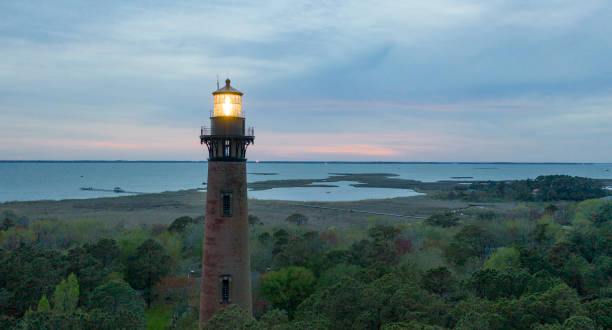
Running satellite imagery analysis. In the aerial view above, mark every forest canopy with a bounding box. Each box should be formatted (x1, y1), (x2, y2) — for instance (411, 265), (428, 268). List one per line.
(445, 175), (608, 202)
(1, 185), (611, 329)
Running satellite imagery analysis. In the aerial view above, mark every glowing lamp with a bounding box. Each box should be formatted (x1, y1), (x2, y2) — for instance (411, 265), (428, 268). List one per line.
(213, 79), (243, 117)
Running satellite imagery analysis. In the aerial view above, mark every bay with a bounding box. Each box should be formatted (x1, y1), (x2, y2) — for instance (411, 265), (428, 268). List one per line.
(0, 162), (610, 202)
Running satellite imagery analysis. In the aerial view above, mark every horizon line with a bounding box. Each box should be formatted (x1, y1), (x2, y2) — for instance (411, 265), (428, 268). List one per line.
(1, 160), (610, 165)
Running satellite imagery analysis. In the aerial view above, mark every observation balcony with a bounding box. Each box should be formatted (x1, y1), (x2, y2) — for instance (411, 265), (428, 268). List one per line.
(200, 126), (254, 137)
(200, 125), (254, 146)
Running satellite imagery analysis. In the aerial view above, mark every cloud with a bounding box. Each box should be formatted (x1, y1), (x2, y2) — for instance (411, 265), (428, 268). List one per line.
(0, 1), (611, 161)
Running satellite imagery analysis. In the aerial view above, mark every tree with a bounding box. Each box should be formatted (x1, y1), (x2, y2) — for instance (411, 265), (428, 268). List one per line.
(534, 222), (553, 245)
(297, 277), (367, 329)
(562, 316), (596, 330)
(585, 298), (612, 329)
(0, 315), (17, 329)
(260, 266), (316, 315)
(259, 309), (289, 328)
(126, 239), (171, 306)
(496, 283), (584, 328)
(518, 245), (551, 274)
(1, 218), (15, 231)
(368, 226), (400, 241)
(88, 279), (146, 329)
(349, 226), (401, 267)
(272, 229), (290, 255)
(544, 204), (559, 214)
(462, 176), (605, 202)
(19, 309), (87, 330)
(380, 274), (451, 328)
(53, 273), (79, 314)
(451, 298), (501, 329)
(385, 321), (445, 329)
(298, 274), (449, 329)
(470, 269), (502, 300)
(320, 231), (339, 246)
(167, 216), (197, 233)
(394, 237), (413, 254)
(37, 295), (51, 312)
(203, 304), (258, 330)
(273, 231), (328, 270)
(23, 286), (85, 329)
(455, 312), (490, 330)
(421, 267), (454, 296)
(65, 246), (108, 305)
(449, 224), (495, 263)
(285, 213), (309, 226)
(0, 245), (66, 316)
(257, 232), (271, 244)
(84, 238), (120, 269)
(483, 247), (520, 271)
(153, 275), (197, 305)
(425, 212), (460, 227)
(471, 268), (529, 300)
(527, 270), (562, 294)
(532, 175), (605, 201)
(316, 263), (363, 290)
(590, 202), (612, 227)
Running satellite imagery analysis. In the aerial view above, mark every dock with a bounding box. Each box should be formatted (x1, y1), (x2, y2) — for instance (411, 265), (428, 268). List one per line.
(80, 187), (146, 194)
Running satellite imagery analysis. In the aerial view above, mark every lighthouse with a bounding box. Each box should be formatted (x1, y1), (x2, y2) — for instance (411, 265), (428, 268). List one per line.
(199, 79), (254, 324)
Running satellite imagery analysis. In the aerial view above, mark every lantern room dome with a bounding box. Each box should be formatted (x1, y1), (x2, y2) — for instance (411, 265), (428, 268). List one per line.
(213, 79), (243, 95)
(212, 78), (243, 117)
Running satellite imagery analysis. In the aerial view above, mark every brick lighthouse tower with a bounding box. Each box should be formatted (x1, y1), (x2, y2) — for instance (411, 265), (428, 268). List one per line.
(199, 79), (254, 324)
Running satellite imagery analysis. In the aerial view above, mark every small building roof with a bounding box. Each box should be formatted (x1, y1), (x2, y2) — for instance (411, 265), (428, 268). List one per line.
(213, 79), (243, 95)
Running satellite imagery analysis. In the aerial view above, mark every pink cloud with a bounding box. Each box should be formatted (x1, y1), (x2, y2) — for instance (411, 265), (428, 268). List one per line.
(304, 144), (399, 156)
(246, 131), (465, 160)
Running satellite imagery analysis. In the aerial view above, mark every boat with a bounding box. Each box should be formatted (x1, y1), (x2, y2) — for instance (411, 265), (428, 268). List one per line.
(80, 187), (93, 191)
(113, 187), (125, 193)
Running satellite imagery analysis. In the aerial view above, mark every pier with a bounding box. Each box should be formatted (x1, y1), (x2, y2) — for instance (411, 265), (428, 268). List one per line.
(80, 187), (146, 194)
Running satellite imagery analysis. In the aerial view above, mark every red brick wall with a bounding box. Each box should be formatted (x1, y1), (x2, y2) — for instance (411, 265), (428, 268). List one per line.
(199, 161), (251, 324)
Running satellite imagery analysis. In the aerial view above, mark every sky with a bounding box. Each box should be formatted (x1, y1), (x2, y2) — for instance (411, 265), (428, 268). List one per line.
(1, 0), (611, 162)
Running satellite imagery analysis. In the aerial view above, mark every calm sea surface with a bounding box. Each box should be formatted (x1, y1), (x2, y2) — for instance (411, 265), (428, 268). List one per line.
(0, 162), (611, 202)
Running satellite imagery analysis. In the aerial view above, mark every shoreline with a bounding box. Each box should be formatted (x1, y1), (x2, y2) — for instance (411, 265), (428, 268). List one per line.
(3, 175), (608, 229)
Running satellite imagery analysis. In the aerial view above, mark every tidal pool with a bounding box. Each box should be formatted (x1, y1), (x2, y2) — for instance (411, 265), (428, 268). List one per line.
(247, 181), (422, 202)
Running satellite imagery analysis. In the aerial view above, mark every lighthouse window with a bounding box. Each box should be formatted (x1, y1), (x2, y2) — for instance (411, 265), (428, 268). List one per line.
(221, 192), (232, 216)
(219, 275), (231, 303)
(224, 140), (231, 157)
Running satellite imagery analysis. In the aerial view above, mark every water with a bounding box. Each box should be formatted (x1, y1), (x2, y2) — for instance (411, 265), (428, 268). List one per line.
(250, 181), (423, 202)
(0, 162), (610, 202)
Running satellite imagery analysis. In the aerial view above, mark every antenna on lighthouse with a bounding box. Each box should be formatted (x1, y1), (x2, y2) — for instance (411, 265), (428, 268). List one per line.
(216, 75), (219, 90)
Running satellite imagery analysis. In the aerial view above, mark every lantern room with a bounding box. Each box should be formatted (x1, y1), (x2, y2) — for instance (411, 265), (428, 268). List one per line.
(213, 79), (243, 117)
